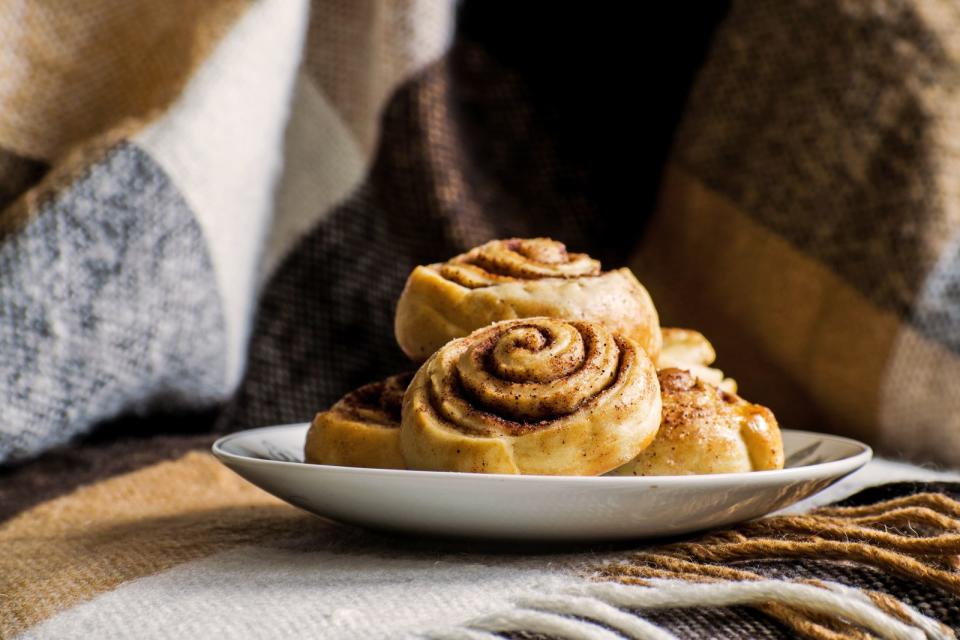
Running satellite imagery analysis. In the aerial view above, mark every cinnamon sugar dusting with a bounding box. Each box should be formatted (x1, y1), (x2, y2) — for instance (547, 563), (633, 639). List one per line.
(428, 318), (639, 436)
(333, 372), (413, 427)
(436, 237), (601, 288)
(657, 368), (755, 438)
(617, 366), (785, 474)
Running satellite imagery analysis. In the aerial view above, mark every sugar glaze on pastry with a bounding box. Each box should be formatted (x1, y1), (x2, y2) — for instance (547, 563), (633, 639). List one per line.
(610, 368), (783, 476)
(401, 317), (662, 475)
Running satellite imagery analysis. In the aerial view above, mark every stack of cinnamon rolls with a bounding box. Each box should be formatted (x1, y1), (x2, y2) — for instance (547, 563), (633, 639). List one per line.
(305, 238), (784, 476)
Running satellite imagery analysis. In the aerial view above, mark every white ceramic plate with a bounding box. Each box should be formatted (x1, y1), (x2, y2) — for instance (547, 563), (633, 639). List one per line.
(212, 425), (871, 541)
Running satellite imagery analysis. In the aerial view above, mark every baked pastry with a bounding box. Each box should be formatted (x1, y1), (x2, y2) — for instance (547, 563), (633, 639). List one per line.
(658, 327), (737, 393)
(401, 317), (662, 475)
(610, 368), (783, 476)
(394, 238), (661, 362)
(304, 373), (412, 469)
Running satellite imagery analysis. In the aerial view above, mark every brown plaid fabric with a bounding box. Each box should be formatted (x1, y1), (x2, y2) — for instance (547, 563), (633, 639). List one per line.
(4, 0), (960, 637)
(635, 0), (960, 464)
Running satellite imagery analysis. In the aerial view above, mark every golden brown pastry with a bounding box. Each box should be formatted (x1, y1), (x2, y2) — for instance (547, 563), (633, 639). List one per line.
(394, 238), (661, 362)
(401, 317), (662, 475)
(658, 327), (737, 393)
(610, 368), (783, 476)
(304, 373), (412, 469)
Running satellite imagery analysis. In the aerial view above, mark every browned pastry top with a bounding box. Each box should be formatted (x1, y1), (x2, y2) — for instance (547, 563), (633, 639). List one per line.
(401, 316), (662, 475)
(435, 237), (601, 288)
(331, 372), (413, 428)
(658, 368), (758, 432)
(657, 367), (781, 469)
(420, 317), (649, 437)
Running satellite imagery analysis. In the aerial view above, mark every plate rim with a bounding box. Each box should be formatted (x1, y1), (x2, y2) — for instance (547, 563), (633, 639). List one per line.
(212, 424), (873, 484)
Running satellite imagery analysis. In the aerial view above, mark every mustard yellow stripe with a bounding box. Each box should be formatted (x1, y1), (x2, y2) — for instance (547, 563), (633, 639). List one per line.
(0, 451), (318, 637)
(634, 165), (898, 443)
(0, 0), (250, 160)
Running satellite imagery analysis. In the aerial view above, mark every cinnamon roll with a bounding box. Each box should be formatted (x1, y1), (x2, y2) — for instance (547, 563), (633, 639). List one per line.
(610, 368), (783, 476)
(401, 317), (662, 475)
(394, 238), (662, 362)
(658, 327), (737, 393)
(304, 373), (412, 469)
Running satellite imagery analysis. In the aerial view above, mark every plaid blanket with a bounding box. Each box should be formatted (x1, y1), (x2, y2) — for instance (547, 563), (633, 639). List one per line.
(5, 0), (960, 637)
(5, 446), (960, 638)
(4, 1), (960, 466)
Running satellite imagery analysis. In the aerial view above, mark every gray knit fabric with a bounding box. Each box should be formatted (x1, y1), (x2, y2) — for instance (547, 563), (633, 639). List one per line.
(0, 142), (226, 462)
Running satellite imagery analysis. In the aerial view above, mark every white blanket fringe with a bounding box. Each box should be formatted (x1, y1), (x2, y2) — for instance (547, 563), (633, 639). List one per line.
(431, 577), (953, 640)
(514, 594), (677, 640)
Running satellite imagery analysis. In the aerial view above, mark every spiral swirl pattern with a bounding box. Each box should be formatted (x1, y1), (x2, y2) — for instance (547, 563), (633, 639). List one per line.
(394, 236), (662, 363)
(305, 373), (413, 469)
(335, 372), (412, 427)
(438, 238), (600, 288)
(402, 317), (662, 475)
(445, 321), (618, 429)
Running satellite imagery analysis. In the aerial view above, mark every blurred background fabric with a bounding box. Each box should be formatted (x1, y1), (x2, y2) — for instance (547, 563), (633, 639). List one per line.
(2, 0), (960, 468)
(8, 3), (960, 639)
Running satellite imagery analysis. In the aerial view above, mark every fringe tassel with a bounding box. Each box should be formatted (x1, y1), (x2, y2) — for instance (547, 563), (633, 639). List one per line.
(434, 493), (960, 640)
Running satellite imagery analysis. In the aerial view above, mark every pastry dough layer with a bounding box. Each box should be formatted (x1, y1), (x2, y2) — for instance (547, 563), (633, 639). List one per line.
(611, 368), (784, 476)
(658, 327), (737, 393)
(395, 238), (661, 362)
(401, 317), (662, 475)
(305, 373), (411, 469)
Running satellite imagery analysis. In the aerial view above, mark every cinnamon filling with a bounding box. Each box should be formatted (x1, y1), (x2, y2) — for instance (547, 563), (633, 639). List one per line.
(435, 238), (601, 288)
(426, 319), (633, 437)
(334, 372), (413, 427)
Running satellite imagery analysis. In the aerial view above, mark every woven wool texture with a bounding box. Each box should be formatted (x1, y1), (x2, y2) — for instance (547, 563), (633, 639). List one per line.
(1, 1), (958, 463)
(3, 447), (960, 639)
(4, 1), (960, 637)
(635, 0), (960, 464)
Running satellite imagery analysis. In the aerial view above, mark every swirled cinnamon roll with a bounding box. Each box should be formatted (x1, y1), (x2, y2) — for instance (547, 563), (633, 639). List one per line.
(610, 368), (783, 476)
(401, 317), (662, 475)
(658, 327), (737, 393)
(394, 238), (661, 362)
(304, 373), (412, 469)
